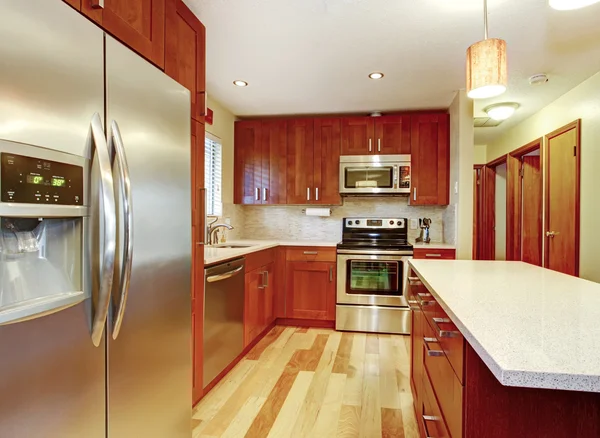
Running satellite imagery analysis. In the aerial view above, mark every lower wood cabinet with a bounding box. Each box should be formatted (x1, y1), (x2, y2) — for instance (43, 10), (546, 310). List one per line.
(413, 248), (456, 260)
(244, 251), (276, 347)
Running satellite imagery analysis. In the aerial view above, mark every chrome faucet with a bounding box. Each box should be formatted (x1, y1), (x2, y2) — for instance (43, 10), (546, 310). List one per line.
(207, 223), (234, 245)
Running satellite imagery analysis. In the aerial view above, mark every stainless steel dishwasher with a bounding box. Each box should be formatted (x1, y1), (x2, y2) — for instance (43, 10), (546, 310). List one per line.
(203, 257), (245, 389)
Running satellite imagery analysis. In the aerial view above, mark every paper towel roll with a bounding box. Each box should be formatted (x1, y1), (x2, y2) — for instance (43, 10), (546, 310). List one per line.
(304, 208), (331, 217)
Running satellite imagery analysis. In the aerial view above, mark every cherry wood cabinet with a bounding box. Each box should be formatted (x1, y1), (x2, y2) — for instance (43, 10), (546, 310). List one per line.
(411, 113), (450, 205)
(286, 119), (315, 204)
(82, 0), (166, 68)
(261, 120), (287, 204)
(165, 0), (206, 122)
(234, 121), (262, 204)
(285, 247), (336, 321)
(341, 115), (410, 155)
(244, 251), (276, 347)
(413, 248), (456, 260)
(313, 118), (342, 205)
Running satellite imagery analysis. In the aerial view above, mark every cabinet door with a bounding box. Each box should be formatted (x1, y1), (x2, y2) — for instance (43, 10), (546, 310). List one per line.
(244, 269), (264, 347)
(234, 121), (262, 204)
(82, 0), (166, 68)
(341, 117), (374, 155)
(165, 0), (206, 122)
(285, 261), (335, 320)
(261, 120), (287, 204)
(411, 114), (450, 205)
(286, 119), (315, 204)
(263, 262), (275, 328)
(314, 118), (342, 205)
(411, 307), (424, 417)
(374, 115), (411, 155)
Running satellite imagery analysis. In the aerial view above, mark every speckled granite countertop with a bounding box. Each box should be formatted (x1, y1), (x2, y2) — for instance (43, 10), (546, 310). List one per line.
(409, 259), (600, 393)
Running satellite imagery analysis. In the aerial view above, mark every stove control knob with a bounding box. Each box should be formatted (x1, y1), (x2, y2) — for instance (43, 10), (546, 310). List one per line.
(389, 220), (394, 225)
(347, 220), (353, 226)
(397, 221), (402, 226)
(355, 220), (360, 225)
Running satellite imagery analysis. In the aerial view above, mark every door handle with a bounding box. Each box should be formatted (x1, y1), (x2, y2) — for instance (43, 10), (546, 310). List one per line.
(91, 0), (104, 8)
(378, 138), (381, 152)
(264, 270), (269, 288)
(109, 120), (134, 340)
(307, 187), (311, 201)
(315, 187), (319, 201)
(255, 187), (260, 201)
(263, 187), (268, 202)
(423, 337), (444, 357)
(90, 113), (116, 347)
(303, 251), (318, 255)
(329, 265), (333, 282)
(546, 231), (560, 238)
(368, 138), (372, 153)
(413, 187), (417, 201)
(207, 266), (244, 283)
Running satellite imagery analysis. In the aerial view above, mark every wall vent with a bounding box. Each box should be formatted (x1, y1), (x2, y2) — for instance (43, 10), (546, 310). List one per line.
(474, 117), (503, 128)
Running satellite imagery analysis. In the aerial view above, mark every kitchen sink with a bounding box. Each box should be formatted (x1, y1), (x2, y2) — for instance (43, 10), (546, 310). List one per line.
(211, 244), (255, 249)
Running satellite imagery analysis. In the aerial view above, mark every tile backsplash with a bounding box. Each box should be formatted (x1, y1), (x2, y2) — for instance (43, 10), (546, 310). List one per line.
(219, 197), (455, 243)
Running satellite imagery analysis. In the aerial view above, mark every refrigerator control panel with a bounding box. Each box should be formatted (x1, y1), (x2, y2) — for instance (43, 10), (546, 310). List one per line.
(1, 153), (84, 205)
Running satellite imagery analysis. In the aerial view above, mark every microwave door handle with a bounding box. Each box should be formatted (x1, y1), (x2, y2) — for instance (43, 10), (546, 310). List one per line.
(90, 113), (117, 347)
(109, 120), (134, 340)
(394, 165), (398, 189)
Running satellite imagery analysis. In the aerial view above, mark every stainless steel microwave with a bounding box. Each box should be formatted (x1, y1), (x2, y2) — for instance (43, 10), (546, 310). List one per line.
(339, 155), (411, 195)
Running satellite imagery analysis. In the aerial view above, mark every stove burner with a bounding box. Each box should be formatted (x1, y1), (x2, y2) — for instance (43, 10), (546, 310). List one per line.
(338, 217), (413, 253)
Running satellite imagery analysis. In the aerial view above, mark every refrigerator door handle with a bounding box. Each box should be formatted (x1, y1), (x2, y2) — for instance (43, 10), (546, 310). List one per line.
(90, 113), (117, 347)
(109, 120), (134, 340)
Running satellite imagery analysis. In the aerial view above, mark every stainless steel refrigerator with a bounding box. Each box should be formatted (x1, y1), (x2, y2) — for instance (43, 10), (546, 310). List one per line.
(0, 0), (192, 436)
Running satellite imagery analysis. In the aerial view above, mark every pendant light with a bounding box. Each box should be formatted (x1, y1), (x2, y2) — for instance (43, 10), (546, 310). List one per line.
(550, 0), (600, 10)
(466, 0), (508, 99)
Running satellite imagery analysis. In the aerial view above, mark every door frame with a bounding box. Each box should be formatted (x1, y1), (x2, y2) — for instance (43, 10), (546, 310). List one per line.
(480, 154), (508, 260)
(507, 138), (543, 262)
(544, 120), (581, 275)
(473, 165), (484, 259)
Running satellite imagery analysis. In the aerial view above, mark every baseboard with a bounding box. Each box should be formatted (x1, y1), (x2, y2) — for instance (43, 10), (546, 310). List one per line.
(276, 318), (335, 329)
(197, 320), (276, 403)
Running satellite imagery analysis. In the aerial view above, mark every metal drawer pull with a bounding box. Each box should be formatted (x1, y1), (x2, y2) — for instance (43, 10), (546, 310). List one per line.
(426, 253), (442, 258)
(432, 317), (460, 338)
(422, 415), (441, 438)
(424, 337), (444, 357)
(407, 300), (419, 305)
(408, 276), (421, 283)
(417, 292), (434, 307)
(407, 299), (419, 310)
(303, 251), (318, 255)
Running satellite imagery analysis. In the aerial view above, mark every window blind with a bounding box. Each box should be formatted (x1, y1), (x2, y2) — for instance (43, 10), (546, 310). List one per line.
(205, 133), (222, 217)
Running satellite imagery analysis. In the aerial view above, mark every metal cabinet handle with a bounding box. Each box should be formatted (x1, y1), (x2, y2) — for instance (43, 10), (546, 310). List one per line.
(546, 231), (560, 238)
(417, 292), (435, 307)
(307, 187), (311, 201)
(207, 266), (244, 283)
(263, 187), (268, 202)
(378, 138), (381, 152)
(109, 120), (134, 340)
(408, 276), (421, 282)
(425, 253), (442, 258)
(90, 113), (116, 347)
(407, 299), (419, 310)
(255, 187), (260, 201)
(91, 0), (104, 8)
(424, 337), (444, 357)
(432, 317), (460, 338)
(413, 187), (417, 201)
(303, 251), (318, 255)
(316, 187), (319, 201)
(329, 265), (333, 282)
(368, 138), (372, 152)
(422, 414), (441, 438)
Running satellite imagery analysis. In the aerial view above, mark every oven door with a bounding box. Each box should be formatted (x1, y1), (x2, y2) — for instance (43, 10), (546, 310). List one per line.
(337, 253), (410, 307)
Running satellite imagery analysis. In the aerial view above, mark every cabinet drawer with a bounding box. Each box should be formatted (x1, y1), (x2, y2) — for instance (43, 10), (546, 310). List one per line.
(245, 248), (275, 272)
(421, 367), (451, 438)
(423, 322), (463, 438)
(414, 248), (456, 260)
(430, 306), (465, 384)
(286, 247), (336, 262)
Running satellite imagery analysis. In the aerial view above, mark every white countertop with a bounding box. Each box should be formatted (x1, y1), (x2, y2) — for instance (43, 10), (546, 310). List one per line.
(412, 242), (456, 250)
(204, 239), (338, 265)
(409, 260), (600, 393)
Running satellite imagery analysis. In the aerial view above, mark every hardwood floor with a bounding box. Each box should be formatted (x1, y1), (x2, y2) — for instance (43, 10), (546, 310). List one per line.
(192, 326), (418, 438)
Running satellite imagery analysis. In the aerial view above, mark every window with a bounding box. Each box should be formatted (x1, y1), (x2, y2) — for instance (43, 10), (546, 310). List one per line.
(205, 133), (222, 217)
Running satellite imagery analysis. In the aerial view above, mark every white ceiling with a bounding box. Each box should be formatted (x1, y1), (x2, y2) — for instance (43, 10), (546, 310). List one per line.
(184, 0), (600, 144)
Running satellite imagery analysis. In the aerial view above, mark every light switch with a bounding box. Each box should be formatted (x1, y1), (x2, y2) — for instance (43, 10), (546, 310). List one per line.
(410, 219), (418, 230)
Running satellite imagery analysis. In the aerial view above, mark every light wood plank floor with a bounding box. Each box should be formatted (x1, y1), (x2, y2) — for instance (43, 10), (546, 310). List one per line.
(192, 326), (418, 438)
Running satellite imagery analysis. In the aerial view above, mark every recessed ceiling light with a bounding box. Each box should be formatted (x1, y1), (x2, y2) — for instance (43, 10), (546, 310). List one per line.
(549, 0), (600, 10)
(369, 72), (384, 80)
(233, 80), (248, 87)
(484, 103), (520, 121)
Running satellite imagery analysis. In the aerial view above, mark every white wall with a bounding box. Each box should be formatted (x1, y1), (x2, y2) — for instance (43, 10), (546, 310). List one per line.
(474, 144), (487, 164)
(487, 70), (600, 283)
(448, 90), (475, 259)
(494, 163), (507, 261)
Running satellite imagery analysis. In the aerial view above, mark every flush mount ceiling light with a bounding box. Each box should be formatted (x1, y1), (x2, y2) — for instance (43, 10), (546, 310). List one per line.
(369, 72), (384, 79)
(466, 0), (508, 99)
(233, 80), (248, 87)
(484, 102), (519, 121)
(549, 0), (600, 10)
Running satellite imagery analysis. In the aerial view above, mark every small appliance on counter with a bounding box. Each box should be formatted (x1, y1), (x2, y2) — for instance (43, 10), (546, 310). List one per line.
(416, 218), (432, 244)
(336, 217), (413, 335)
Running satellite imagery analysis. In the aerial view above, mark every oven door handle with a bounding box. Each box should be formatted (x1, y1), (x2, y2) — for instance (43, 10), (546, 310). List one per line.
(337, 249), (414, 256)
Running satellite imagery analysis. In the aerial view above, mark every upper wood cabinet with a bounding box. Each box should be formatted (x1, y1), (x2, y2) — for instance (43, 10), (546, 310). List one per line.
(341, 115), (410, 155)
(286, 119), (315, 204)
(234, 121), (262, 204)
(410, 113), (449, 205)
(261, 120), (287, 204)
(81, 0), (166, 68)
(165, 0), (206, 122)
(313, 118), (342, 205)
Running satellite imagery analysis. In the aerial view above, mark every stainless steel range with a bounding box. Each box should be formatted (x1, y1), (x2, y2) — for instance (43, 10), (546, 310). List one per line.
(336, 217), (413, 334)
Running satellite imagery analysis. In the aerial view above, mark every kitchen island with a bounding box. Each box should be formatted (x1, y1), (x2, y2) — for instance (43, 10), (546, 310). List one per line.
(408, 260), (600, 438)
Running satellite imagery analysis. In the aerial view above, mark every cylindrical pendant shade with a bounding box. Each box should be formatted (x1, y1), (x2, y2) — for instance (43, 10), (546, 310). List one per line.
(466, 38), (507, 99)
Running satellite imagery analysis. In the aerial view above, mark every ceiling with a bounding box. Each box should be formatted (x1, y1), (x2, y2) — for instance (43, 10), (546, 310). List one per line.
(184, 0), (600, 144)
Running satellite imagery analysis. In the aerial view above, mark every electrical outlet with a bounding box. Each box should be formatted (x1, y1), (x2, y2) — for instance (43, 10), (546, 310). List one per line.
(410, 219), (418, 230)
(225, 217), (231, 225)
(454, 181), (459, 194)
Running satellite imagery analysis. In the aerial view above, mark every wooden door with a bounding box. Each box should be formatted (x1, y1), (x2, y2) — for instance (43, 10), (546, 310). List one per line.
(374, 115), (411, 154)
(263, 262), (275, 328)
(473, 166), (484, 260)
(82, 0), (166, 68)
(522, 155), (543, 266)
(313, 118), (342, 205)
(244, 269), (264, 347)
(165, 0), (205, 122)
(545, 121), (581, 276)
(285, 261), (335, 320)
(286, 119), (315, 204)
(410, 114), (449, 205)
(482, 165), (496, 260)
(234, 121), (262, 204)
(261, 120), (287, 204)
(341, 117), (374, 155)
